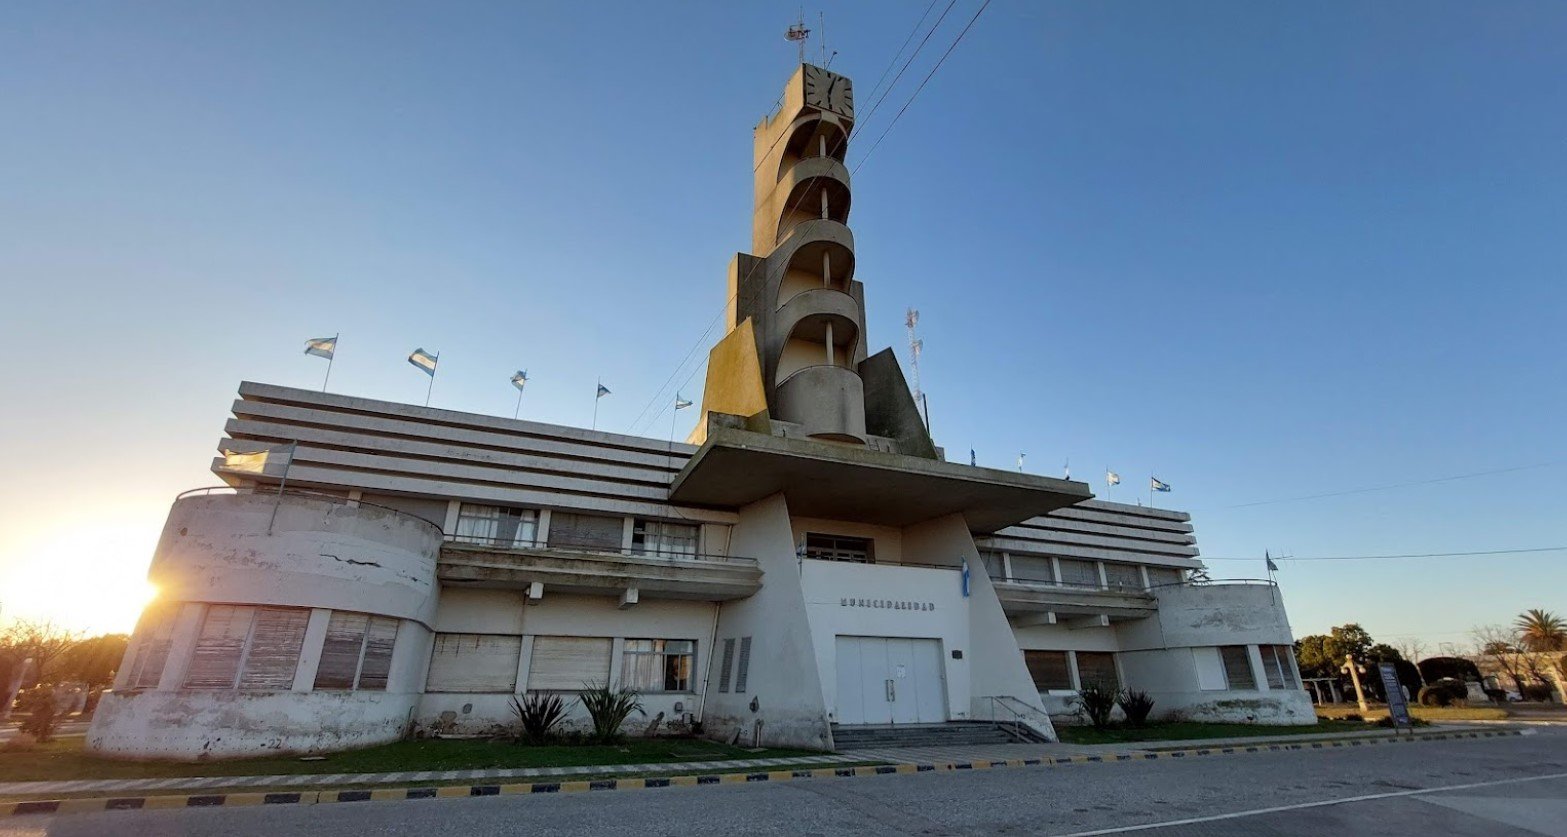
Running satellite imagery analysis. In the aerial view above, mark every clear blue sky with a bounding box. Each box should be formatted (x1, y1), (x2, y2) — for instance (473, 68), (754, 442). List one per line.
(2, 1), (1562, 644)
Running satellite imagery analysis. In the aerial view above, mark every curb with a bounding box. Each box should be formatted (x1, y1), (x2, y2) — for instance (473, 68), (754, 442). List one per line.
(2, 729), (1524, 818)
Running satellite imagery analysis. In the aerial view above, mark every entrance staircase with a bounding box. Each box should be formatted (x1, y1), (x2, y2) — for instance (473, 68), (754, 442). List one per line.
(831, 721), (1043, 750)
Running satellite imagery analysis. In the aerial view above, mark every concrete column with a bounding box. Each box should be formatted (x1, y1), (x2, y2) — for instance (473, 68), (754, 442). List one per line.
(291, 608), (334, 692)
(442, 500), (461, 535)
(1096, 562), (1109, 590)
(156, 603), (208, 691)
(1067, 651), (1083, 691)
(515, 636), (535, 694)
(824, 322), (835, 365)
(1001, 551), (1013, 583)
(819, 134), (826, 158)
(609, 638), (626, 689)
(537, 509), (552, 547)
(1248, 645), (1269, 691)
(822, 250), (831, 287)
(621, 516), (635, 555)
(346, 489), (362, 508)
(1050, 556), (1063, 586)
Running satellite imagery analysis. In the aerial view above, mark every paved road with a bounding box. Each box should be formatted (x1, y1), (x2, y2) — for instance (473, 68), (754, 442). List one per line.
(6, 729), (1565, 836)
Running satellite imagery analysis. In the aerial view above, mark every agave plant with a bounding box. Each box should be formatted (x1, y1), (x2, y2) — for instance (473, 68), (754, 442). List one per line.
(510, 692), (570, 745)
(1117, 689), (1156, 727)
(578, 682), (646, 743)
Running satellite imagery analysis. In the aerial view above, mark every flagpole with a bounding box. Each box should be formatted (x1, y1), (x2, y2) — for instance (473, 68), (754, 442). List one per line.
(514, 388), (524, 420)
(266, 442), (298, 536)
(1149, 474), (1155, 509)
(592, 378), (601, 431)
(425, 359), (437, 408)
(322, 333), (338, 392)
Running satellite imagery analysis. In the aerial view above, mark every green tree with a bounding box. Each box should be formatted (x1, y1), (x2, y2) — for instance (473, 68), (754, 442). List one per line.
(1328, 624), (1375, 664)
(1294, 635), (1335, 678)
(1514, 609), (1567, 653)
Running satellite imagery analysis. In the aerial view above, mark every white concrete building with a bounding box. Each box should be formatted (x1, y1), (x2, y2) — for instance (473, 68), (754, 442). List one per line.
(89, 64), (1311, 760)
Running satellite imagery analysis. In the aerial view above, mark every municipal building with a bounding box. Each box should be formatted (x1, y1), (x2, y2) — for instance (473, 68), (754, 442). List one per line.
(89, 64), (1311, 759)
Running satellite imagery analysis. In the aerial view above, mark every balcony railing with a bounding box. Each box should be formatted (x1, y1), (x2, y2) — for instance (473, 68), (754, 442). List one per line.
(441, 534), (756, 564)
(992, 572), (1154, 596)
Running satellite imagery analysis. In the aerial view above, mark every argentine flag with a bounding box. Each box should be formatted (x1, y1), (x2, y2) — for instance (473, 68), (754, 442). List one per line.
(1106, 470), (1121, 487)
(304, 336), (336, 359)
(597, 384), (611, 398)
(510, 370), (529, 391)
(408, 348), (438, 376)
(1151, 477), (1172, 492)
(674, 394), (692, 410)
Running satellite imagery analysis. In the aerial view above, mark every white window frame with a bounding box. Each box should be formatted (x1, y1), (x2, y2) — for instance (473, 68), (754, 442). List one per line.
(631, 519), (699, 559)
(620, 639), (697, 692)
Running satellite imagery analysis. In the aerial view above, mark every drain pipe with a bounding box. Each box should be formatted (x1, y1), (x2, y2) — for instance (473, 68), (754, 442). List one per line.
(694, 601), (722, 730)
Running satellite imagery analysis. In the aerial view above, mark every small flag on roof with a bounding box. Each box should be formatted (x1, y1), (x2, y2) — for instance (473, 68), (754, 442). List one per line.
(1106, 470), (1121, 487)
(304, 336), (336, 359)
(1266, 550), (1279, 573)
(510, 370), (529, 391)
(674, 394), (692, 410)
(1151, 477), (1172, 492)
(597, 383), (611, 398)
(408, 348), (439, 377)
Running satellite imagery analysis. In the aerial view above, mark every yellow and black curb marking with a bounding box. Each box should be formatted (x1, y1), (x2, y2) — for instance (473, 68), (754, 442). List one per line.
(1, 729), (1523, 817)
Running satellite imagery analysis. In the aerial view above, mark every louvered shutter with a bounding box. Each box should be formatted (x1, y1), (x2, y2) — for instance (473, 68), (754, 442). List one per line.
(526, 636), (611, 690)
(1058, 559), (1099, 588)
(548, 513), (624, 551)
(356, 617), (400, 690)
(734, 637), (753, 693)
(237, 608), (308, 690)
(1075, 652), (1119, 691)
(1145, 567), (1183, 587)
(717, 638), (736, 693)
(426, 634), (522, 692)
(1104, 563), (1143, 591)
(1009, 555), (1055, 584)
(127, 606), (177, 689)
(184, 606), (254, 689)
(314, 612), (369, 690)
(1024, 650), (1072, 691)
(1219, 645), (1256, 690)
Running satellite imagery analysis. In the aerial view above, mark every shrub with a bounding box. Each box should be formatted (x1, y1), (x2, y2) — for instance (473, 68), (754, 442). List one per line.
(1071, 683), (1120, 729)
(1118, 690), (1156, 727)
(1340, 712), (1363, 722)
(510, 692), (570, 745)
(1520, 683), (1555, 702)
(578, 682), (645, 743)
(16, 687), (60, 743)
(1418, 677), (1468, 707)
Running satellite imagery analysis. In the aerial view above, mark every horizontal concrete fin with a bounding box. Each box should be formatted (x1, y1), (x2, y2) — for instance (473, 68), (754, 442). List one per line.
(992, 516), (1196, 547)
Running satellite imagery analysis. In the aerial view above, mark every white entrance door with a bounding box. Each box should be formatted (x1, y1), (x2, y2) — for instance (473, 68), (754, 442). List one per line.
(835, 636), (947, 725)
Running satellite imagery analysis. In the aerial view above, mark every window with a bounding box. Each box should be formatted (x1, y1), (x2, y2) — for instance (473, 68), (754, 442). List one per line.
(1103, 563), (1143, 591)
(1009, 555), (1055, 585)
(1262, 645), (1299, 690)
(632, 519), (699, 559)
(978, 551), (1007, 581)
(1075, 652), (1119, 691)
(804, 533), (873, 563)
(1145, 567), (1184, 588)
(717, 638), (736, 693)
(183, 605), (309, 690)
(1057, 559), (1100, 588)
(548, 512), (625, 552)
(734, 636), (753, 693)
(526, 636), (612, 690)
(1024, 650), (1073, 691)
(1219, 645), (1257, 690)
(126, 604), (177, 690)
(621, 639), (695, 692)
(313, 612), (401, 691)
(426, 634), (523, 693)
(452, 503), (538, 548)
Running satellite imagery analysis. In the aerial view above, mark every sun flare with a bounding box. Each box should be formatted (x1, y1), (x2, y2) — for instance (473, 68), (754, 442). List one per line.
(0, 520), (161, 635)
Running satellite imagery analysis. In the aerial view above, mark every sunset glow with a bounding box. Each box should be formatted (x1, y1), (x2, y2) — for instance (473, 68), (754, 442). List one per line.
(0, 518), (161, 635)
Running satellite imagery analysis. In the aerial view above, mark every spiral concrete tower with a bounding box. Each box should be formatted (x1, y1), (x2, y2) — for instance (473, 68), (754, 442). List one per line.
(694, 64), (933, 457)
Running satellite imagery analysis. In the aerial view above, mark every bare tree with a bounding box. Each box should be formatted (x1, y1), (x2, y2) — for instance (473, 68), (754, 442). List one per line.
(0, 620), (80, 719)
(1392, 638), (1429, 685)
(1470, 624), (1526, 693)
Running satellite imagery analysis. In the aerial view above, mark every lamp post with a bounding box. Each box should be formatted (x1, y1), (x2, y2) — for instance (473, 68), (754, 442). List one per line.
(1342, 655), (1370, 712)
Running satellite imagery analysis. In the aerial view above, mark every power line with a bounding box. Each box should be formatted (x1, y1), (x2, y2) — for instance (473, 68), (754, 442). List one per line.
(859, 0), (944, 110)
(853, 0), (960, 132)
(854, 0), (993, 174)
(1208, 461), (1563, 511)
(1202, 546), (1567, 562)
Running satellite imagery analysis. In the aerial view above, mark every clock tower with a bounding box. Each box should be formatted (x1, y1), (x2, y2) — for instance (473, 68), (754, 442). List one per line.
(692, 63), (932, 457)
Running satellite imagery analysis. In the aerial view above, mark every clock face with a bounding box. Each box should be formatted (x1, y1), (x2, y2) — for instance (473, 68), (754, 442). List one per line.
(803, 65), (854, 119)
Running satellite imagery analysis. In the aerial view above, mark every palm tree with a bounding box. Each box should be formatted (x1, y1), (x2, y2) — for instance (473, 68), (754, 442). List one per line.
(1514, 609), (1567, 653)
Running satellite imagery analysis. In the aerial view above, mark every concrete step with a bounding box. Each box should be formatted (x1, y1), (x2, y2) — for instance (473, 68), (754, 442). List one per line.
(831, 722), (1023, 750)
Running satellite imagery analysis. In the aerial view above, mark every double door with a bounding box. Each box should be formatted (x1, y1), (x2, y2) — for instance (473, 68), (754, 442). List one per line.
(834, 636), (946, 725)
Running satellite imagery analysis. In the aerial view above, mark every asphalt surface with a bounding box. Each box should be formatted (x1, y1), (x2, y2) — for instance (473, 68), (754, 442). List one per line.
(5, 728), (1565, 836)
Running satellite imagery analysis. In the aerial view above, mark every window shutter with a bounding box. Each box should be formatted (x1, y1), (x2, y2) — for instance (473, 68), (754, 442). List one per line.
(1009, 555), (1055, 584)
(548, 513), (625, 551)
(427, 634), (522, 693)
(184, 606), (254, 690)
(356, 617), (400, 690)
(734, 636), (753, 693)
(1024, 650), (1072, 691)
(525, 636), (611, 690)
(1146, 567), (1183, 587)
(314, 612), (369, 690)
(1075, 652), (1119, 691)
(1058, 559), (1099, 588)
(1104, 563), (1143, 591)
(127, 606), (177, 689)
(1219, 645), (1256, 690)
(237, 608), (308, 690)
(717, 638), (736, 693)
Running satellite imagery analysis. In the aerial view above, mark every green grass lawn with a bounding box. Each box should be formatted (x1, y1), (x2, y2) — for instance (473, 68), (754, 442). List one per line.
(1055, 719), (1375, 745)
(0, 736), (827, 784)
(1314, 704), (1509, 722)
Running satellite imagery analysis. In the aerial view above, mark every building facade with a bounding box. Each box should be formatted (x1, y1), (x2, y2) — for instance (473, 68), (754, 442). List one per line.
(89, 65), (1311, 760)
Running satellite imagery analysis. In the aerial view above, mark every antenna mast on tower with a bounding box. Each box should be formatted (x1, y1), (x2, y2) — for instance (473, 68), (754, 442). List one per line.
(786, 13), (811, 63)
(906, 308), (930, 431)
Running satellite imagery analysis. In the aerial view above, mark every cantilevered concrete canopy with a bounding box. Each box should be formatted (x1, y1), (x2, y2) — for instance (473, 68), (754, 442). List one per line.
(670, 424), (1093, 532)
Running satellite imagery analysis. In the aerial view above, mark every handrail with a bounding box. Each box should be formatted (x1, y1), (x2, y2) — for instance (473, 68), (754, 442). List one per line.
(441, 534), (757, 564)
(174, 485), (444, 535)
(980, 695), (1032, 741)
(1148, 578), (1277, 591)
